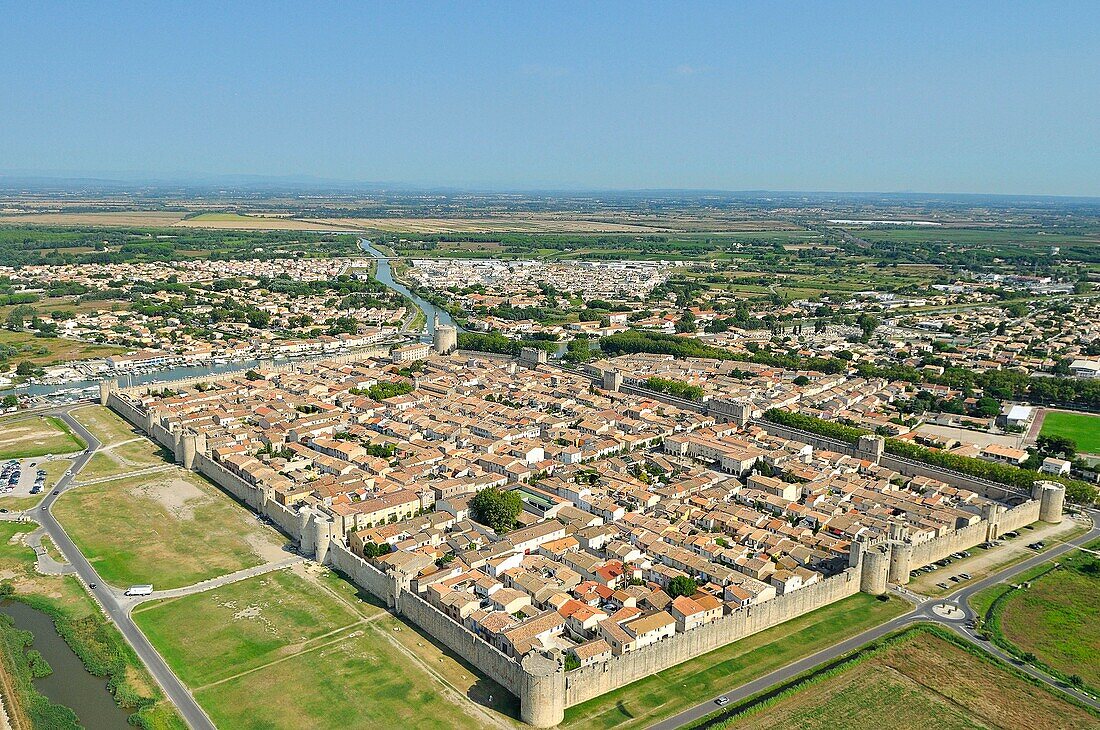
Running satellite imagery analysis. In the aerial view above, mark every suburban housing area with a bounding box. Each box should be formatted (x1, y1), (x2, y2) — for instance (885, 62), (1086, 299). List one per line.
(97, 343), (1068, 727)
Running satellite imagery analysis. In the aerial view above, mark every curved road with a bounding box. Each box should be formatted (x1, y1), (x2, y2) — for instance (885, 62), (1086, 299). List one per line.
(655, 508), (1100, 730)
(29, 406), (216, 730)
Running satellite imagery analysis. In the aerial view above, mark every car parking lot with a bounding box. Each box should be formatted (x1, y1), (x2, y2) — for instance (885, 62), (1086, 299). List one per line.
(906, 517), (1089, 597)
(1, 458), (50, 499)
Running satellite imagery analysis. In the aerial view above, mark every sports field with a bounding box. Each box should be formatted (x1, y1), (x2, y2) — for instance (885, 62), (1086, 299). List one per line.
(0, 414), (85, 459)
(52, 468), (286, 589)
(133, 566), (511, 729)
(1040, 411), (1100, 454)
(718, 630), (1096, 729)
(560, 593), (907, 730)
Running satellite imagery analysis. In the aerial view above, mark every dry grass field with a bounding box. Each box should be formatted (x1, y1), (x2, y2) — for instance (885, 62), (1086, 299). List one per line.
(133, 564), (512, 730)
(53, 468), (287, 589)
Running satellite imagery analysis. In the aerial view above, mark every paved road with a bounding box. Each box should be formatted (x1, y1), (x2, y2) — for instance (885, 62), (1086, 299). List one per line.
(30, 408), (217, 730)
(655, 509), (1100, 730)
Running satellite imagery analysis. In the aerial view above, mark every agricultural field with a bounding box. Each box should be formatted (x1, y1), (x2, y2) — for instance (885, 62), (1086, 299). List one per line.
(0, 522), (185, 729)
(133, 565), (512, 730)
(0, 414), (85, 460)
(712, 629), (1096, 730)
(52, 468), (286, 589)
(560, 593), (907, 730)
(1040, 411), (1100, 455)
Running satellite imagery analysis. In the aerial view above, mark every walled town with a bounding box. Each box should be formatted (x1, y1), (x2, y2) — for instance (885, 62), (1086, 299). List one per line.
(99, 339), (1066, 726)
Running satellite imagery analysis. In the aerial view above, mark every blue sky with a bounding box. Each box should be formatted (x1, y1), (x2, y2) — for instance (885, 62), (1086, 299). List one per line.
(2, 2), (1098, 195)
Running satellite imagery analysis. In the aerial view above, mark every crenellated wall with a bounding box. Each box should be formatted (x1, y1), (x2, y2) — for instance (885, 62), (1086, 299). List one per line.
(563, 569), (860, 706)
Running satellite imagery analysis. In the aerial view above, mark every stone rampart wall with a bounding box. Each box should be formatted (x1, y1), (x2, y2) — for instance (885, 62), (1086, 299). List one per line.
(563, 569), (859, 706)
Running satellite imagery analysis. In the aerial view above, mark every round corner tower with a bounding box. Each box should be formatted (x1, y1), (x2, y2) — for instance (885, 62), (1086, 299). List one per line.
(1032, 481), (1066, 523)
(518, 651), (566, 728)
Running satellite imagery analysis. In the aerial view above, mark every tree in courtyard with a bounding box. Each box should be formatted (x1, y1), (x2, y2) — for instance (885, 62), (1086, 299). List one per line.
(361, 541), (391, 559)
(469, 487), (522, 533)
(666, 575), (699, 599)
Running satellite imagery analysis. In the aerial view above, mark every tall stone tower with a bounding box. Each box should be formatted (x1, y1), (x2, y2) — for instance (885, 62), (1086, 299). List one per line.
(432, 314), (457, 355)
(1032, 481), (1066, 523)
(518, 652), (565, 727)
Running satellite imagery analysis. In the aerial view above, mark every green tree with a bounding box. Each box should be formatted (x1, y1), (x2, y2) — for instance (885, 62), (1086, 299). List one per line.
(1, 394), (17, 408)
(469, 487), (522, 533)
(667, 575), (699, 599)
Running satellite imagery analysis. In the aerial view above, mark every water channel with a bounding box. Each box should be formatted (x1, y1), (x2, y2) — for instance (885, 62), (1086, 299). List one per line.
(357, 238), (459, 337)
(0, 599), (131, 727)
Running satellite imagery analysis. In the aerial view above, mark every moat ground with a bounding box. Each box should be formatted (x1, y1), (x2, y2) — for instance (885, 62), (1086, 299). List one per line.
(70, 405), (173, 480)
(560, 593), (907, 730)
(710, 630), (1096, 730)
(0, 521), (185, 729)
(52, 467), (286, 589)
(133, 564), (518, 729)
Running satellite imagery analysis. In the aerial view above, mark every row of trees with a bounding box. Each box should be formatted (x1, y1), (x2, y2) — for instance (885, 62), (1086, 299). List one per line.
(763, 409), (1097, 505)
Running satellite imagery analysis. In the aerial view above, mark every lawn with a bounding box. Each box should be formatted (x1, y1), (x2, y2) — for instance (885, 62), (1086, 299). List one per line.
(715, 630), (1096, 730)
(998, 550), (1100, 690)
(0, 522), (185, 729)
(560, 593), (908, 730)
(0, 415), (85, 459)
(1040, 411), (1100, 455)
(134, 566), (501, 730)
(53, 468), (286, 589)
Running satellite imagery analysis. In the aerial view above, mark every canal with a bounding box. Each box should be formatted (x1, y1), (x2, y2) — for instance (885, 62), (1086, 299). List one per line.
(357, 239), (459, 338)
(0, 599), (131, 727)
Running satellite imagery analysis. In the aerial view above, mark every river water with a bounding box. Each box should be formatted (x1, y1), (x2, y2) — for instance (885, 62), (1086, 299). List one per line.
(0, 599), (131, 727)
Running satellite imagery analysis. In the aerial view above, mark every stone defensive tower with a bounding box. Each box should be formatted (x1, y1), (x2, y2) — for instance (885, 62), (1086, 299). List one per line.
(98, 378), (118, 406)
(518, 652), (565, 728)
(856, 434), (885, 465)
(432, 315), (457, 355)
(601, 369), (622, 392)
(1032, 481), (1066, 523)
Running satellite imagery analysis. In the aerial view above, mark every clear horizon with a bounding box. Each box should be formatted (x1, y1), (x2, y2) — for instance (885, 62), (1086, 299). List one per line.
(3, 2), (1099, 196)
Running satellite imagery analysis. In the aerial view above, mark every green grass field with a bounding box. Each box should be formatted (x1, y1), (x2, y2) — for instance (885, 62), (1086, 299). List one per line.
(134, 567), (502, 729)
(0, 328), (123, 369)
(53, 468), (285, 589)
(561, 593), (908, 730)
(0, 414), (85, 459)
(714, 630), (1096, 730)
(1040, 411), (1100, 455)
